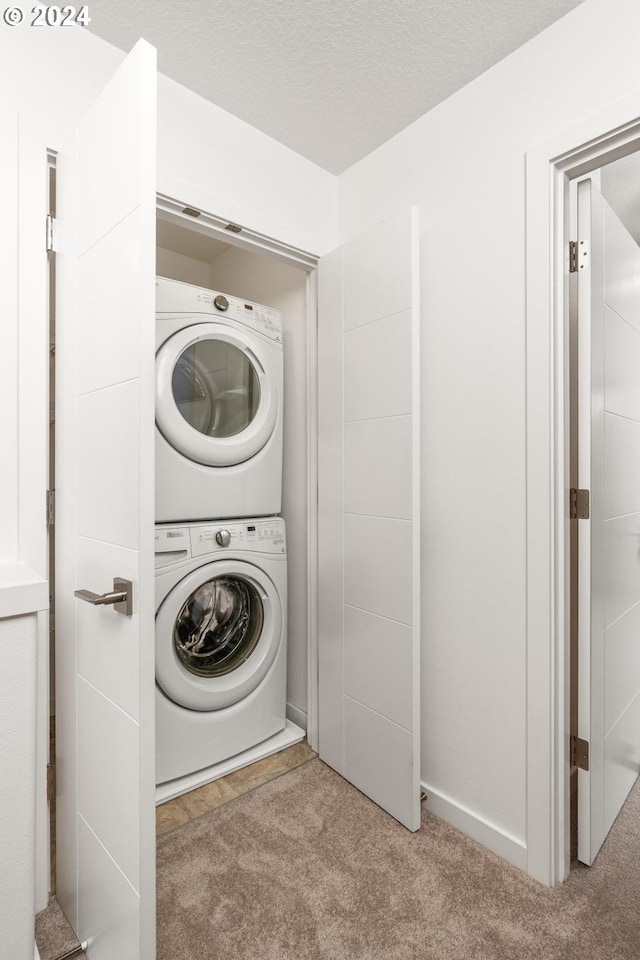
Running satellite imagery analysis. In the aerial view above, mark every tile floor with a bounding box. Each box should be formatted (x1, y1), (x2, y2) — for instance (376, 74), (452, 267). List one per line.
(156, 740), (317, 836)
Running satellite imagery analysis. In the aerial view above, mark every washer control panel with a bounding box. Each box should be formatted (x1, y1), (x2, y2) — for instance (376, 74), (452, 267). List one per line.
(156, 277), (282, 344)
(190, 518), (285, 557)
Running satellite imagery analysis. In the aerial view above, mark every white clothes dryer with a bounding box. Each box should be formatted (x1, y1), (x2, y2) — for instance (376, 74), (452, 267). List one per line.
(155, 516), (287, 787)
(155, 277), (284, 522)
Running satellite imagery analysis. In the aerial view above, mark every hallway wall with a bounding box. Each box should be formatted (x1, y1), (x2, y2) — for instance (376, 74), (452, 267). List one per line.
(338, 0), (640, 871)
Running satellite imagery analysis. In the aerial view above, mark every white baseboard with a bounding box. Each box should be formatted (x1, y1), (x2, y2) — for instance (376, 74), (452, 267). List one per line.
(421, 781), (527, 872)
(286, 701), (307, 732)
(34, 943), (41, 960)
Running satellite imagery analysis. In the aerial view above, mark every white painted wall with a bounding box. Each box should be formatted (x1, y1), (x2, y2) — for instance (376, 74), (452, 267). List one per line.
(0, 112), (18, 564)
(209, 248), (310, 726)
(338, 0), (640, 862)
(157, 76), (337, 256)
(156, 247), (212, 287)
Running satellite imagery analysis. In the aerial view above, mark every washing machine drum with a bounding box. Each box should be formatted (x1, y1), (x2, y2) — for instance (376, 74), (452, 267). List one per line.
(156, 560), (282, 712)
(155, 322), (279, 467)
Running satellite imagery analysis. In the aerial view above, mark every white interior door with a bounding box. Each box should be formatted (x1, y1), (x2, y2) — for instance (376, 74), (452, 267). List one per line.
(55, 41), (157, 957)
(577, 177), (640, 864)
(317, 208), (420, 831)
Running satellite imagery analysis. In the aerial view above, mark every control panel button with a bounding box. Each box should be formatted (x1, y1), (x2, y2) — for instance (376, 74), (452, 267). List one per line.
(215, 529), (231, 547)
(214, 294), (229, 312)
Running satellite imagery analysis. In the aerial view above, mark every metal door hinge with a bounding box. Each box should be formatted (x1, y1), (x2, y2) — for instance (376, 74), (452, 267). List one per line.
(47, 762), (56, 803)
(569, 238), (589, 273)
(569, 240), (578, 273)
(570, 735), (590, 771)
(569, 487), (590, 519)
(46, 214), (59, 253)
(46, 489), (55, 526)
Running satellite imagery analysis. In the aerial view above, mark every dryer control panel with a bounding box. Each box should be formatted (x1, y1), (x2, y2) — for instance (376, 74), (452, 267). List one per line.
(156, 276), (282, 345)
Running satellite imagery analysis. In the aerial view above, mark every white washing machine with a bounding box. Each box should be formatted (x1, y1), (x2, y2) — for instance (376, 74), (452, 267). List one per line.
(155, 516), (287, 787)
(155, 277), (284, 522)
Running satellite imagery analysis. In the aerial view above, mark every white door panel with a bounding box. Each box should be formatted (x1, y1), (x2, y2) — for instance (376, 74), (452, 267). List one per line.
(604, 602), (640, 733)
(603, 206), (640, 330)
(316, 247), (345, 776)
(344, 515), (413, 625)
(318, 208), (420, 831)
(56, 40), (156, 957)
(604, 691), (640, 828)
(577, 179), (640, 864)
(604, 306), (640, 421)
(77, 208), (145, 395)
(76, 539), (140, 719)
(344, 606), (413, 731)
(77, 382), (141, 548)
(344, 310), (413, 421)
(344, 696), (415, 813)
(77, 678), (141, 889)
(344, 416), (413, 520)
(77, 817), (140, 960)
(603, 413), (640, 519)
(342, 216), (412, 331)
(604, 515), (640, 627)
(76, 52), (155, 257)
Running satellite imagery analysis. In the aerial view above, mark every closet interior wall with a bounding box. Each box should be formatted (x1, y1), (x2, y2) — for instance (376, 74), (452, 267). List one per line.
(156, 225), (310, 729)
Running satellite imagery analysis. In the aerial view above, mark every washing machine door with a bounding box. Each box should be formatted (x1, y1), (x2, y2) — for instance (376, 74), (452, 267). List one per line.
(155, 322), (279, 466)
(155, 559), (282, 711)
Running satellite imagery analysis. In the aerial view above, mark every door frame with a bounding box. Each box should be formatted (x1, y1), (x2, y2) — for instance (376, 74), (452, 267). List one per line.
(525, 90), (640, 886)
(155, 197), (321, 748)
(16, 112), (71, 914)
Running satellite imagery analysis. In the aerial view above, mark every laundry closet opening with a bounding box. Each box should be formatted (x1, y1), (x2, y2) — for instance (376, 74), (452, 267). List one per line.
(152, 203), (318, 814)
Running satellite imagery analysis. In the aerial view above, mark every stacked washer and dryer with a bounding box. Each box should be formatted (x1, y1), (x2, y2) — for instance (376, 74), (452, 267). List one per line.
(154, 277), (293, 797)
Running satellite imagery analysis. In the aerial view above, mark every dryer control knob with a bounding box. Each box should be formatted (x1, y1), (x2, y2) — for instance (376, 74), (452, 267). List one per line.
(214, 294), (229, 312)
(215, 529), (231, 547)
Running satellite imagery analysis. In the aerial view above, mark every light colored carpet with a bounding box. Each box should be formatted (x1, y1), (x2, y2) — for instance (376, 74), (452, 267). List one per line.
(35, 898), (85, 960)
(156, 759), (640, 960)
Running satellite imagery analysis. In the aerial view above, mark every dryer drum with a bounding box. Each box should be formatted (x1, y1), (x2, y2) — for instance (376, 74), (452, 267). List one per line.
(171, 341), (261, 440)
(174, 575), (264, 678)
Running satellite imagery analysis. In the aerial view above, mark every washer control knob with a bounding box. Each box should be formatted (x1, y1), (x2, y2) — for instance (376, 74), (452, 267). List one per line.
(214, 294), (229, 312)
(215, 529), (231, 547)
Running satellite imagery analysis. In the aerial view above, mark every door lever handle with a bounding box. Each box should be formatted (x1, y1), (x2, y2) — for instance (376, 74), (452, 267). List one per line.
(74, 577), (133, 616)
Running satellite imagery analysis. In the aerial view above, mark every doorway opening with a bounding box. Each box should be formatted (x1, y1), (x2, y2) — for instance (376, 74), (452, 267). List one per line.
(568, 156), (640, 868)
(152, 200), (319, 814)
(525, 95), (640, 887)
(46, 151), (57, 899)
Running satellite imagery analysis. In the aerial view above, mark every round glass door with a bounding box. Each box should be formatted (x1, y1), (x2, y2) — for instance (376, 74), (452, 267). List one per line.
(155, 559), (282, 711)
(156, 323), (279, 467)
(172, 341), (261, 440)
(174, 575), (264, 678)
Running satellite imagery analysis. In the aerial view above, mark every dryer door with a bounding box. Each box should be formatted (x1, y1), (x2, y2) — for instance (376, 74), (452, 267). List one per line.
(156, 559), (282, 711)
(155, 322), (279, 466)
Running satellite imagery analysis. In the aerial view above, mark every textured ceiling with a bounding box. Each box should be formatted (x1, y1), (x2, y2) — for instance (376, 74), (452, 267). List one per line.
(88, 0), (584, 174)
(601, 153), (640, 247)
